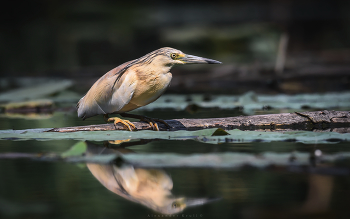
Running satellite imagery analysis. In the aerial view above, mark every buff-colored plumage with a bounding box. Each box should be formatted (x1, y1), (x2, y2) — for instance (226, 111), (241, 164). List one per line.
(77, 60), (136, 119)
(77, 47), (221, 129)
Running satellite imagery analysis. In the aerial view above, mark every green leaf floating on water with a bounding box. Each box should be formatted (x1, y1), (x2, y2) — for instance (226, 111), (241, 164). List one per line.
(59, 141), (116, 163)
(138, 92), (350, 115)
(0, 128), (219, 141)
(61, 141), (87, 158)
(0, 80), (72, 102)
(1, 128), (350, 144)
(211, 128), (230, 136)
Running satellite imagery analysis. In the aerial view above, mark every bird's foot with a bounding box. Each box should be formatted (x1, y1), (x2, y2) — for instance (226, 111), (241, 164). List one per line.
(151, 117), (172, 129)
(139, 116), (159, 131)
(140, 116), (172, 131)
(104, 115), (136, 131)
(119, 113), (171, 131)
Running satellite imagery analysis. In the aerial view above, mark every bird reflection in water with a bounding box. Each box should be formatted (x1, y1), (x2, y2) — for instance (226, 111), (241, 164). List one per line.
(85, 141), (218, 215)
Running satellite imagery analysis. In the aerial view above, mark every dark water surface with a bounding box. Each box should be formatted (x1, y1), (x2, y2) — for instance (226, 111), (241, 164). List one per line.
(1, 109), (350, 219)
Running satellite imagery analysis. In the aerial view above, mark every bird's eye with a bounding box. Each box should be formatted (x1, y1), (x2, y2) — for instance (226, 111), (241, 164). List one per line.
(172, 202), (178, 208)
(170, 53), (177, 59)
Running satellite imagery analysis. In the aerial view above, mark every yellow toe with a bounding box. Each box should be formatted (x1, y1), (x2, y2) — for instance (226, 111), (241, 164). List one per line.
(107, 117), (136, 131)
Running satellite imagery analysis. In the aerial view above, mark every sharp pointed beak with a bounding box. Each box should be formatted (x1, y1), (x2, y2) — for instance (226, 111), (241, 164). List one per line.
(180, 54), (222, 64)
(184, 197), (221, 208)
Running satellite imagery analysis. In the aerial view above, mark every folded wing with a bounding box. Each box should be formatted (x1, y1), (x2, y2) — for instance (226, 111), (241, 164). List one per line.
(77, 60), (136, 119)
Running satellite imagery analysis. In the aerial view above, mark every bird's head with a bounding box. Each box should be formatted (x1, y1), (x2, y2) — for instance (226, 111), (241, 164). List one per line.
(138, 47), (221, 68)
(157, 196), (220, 215)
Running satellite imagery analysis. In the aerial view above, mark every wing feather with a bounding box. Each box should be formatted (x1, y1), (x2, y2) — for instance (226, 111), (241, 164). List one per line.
(77, 61), (136, 119)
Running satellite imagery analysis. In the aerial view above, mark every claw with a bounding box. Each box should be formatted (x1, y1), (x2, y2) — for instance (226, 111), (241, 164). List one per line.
(140, 117), (159, 131)
(154, 123), (159, 131)
(105, 116), (136, 131)
(119, 113), (171, 131)
(152, 118), (171, 129)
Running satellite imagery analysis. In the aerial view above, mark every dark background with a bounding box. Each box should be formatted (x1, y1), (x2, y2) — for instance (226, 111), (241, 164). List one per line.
(1, 0), (350, 94)
(1, 2), (350, 218)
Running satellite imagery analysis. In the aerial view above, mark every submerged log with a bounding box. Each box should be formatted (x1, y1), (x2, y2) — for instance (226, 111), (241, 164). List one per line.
(47, 110), (350, 132)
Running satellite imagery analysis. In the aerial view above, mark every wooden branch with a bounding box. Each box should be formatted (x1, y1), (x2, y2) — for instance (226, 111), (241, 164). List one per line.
(46, 110), (350, 132)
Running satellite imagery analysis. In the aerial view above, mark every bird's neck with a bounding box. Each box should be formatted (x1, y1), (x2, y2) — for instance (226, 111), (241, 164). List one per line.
(136, 63), (173, 75)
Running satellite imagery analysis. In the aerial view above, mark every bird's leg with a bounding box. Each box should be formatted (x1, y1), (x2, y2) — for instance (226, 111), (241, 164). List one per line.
(120, 113), (171, 131)
(103, 114), (136, 131)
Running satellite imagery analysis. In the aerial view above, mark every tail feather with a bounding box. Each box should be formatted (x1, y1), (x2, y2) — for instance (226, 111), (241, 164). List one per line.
(77, 95), (108, 120)
(77, 96), (87, 119)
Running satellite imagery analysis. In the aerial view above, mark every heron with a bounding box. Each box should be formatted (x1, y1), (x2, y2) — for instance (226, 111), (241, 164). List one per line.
(77, 47), (221, 131)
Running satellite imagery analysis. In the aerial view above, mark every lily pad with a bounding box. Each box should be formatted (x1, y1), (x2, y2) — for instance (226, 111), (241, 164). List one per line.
(1, 99), (53, 110)
(1, 128), (350, 144)
(61, 141), (87, 158)
(0, 80), (72, 102)
(139, 92), (350, 114)
(2, 147), (350, 173)
(211, 128), (230, 136)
